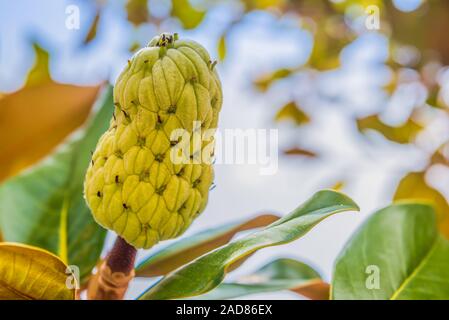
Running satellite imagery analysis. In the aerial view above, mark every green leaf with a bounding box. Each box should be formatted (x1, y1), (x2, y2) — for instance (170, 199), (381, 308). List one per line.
(193, 258), (329, 300)
(332, 203), (449, 299)
(0, 86), (113, 284)
(171, 0), (206, 29)
(138, 190), (358, 300)
(135, 214), (280, 277)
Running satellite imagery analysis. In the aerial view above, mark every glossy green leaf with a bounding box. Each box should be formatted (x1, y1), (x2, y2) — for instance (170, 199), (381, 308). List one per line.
(193, 258), (329, 300)
(139, 190), (358, 300)
(136, 214), (280, 277)
(0, 86), (113, 284)
(332, 203), (449, 300)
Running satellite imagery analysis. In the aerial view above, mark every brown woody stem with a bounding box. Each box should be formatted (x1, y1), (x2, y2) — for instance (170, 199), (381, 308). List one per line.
(87, 237), (137, 300)
(106, 236), (137, 273)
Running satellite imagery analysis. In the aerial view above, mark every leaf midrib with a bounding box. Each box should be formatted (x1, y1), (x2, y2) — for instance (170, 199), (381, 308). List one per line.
(390, 236), (440, 300)
(0, 278), (34, 300)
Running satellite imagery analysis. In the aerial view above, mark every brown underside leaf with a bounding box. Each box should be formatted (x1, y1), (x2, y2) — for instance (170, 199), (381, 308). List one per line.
(125, 0), (149, 26)
(83, 11), (100, 44)
(387, 1), (449, 65)
(0, 82), (101, 182)
(291, 280), (330, 300)
(284, 147), (317, 158)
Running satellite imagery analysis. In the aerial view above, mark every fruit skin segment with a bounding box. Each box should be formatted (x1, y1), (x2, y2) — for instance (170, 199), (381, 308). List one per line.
(84, 33), (222, 249)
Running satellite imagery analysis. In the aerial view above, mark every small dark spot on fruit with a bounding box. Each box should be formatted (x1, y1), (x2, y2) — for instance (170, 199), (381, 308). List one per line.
(167, 105), (177, 114)
(123, 203), (128, 209)
(155, 154), (164, 162)
(137, 136), (145, 146)
(140, 171), (150, 180)
(176, 168), (185, 176)
(97, 191), (102, 197)
(115, 175), (119, 183)
(156, 185), (166, 195)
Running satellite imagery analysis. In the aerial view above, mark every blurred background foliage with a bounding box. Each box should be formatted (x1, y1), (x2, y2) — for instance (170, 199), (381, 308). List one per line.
(1, 0), (449, 239)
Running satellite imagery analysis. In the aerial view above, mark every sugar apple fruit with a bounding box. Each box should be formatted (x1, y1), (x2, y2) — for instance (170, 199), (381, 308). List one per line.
(84, 33), (222, 249)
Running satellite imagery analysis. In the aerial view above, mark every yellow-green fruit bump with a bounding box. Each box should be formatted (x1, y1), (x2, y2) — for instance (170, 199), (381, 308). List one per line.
(84, 33), (223, 249)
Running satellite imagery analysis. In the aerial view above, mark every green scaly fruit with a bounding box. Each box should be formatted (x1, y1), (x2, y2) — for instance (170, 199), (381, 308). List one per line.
(84, 33), (222, 249)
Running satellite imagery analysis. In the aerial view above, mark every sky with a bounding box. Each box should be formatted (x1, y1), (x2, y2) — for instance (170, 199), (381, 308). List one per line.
(0, 0), (438, 299)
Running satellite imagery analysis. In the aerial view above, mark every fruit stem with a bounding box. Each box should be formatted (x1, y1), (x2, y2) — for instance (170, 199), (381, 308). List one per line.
(107, 236), (137, 274)
(87, 237), (137, 300)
